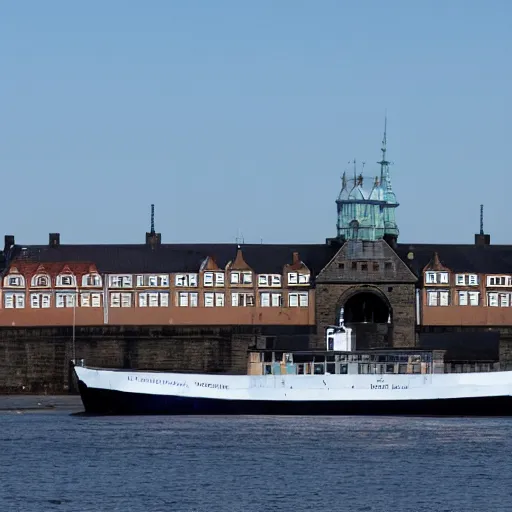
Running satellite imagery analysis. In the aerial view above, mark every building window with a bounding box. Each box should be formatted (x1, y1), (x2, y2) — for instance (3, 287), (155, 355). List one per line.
(81, 293), (102, 307)
(203, 272), (224, 287)
(487, 292), (512, 307)
(230, 271), (252, 285)
(456, 274), (479, 286)
(427, 290), (450, 306)
(30, 293), (51, 308)
(82, 274), (102, 287)
(204, 292), (225, 307)
(288, 273), (298, 285)
(108, 275), (133, 288)
(4, 275), (24, 287)
(486, 275), (512, 287)
(177, 292), (198, 307)
(260, 292), (283, 307)
(56, 293), (76, 308)
(425, 271), (449, 285)
(3, 292), (25, 308)
(110, 292), (132, 307)
(31, 275), (50, 287)
(56, 274), (76, 287)
(458, 291), (479, 306)
(138, 292), (169, 307)
(136, 275), (169, 287)
(231, 292), (255, 307)
(288, 292), (309, 307)
(258, 274), (281, 287)
(174, 274), (198, 287)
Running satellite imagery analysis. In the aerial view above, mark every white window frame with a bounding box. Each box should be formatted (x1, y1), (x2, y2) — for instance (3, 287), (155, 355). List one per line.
(458, 291), (468, 306)
(177, 292), (198, 307)
(5, 275), (25, 287)
(55, 293), (76, 308)
(4, 292), (25, 308)
(108, 275), (133, 288)
(203, 272), (214, 287)
(230, 271), (252, 285)
(288, 292), (309, 307)
(174, 274), (198, 287)
(487, 292), (498, 307)
(427, 289), (450, 306)
(204, 292), (214, 307)
(31, 293), (51, 309)
(260, 292), (283, 307)
(258, 274), (282, 287)
(298, 273), (310, 285)
(425, 272), (437, 284)
(57, 274), (76, 287)
(82, 274), (102, 287)
(486, 275), (512, 287)
(231, 292), (255, 307)
(31, 274), (50, 287)
(288, 272), (298, 285)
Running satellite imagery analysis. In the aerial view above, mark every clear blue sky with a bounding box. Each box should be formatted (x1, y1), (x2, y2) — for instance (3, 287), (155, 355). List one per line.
(1, 1), (511, 245)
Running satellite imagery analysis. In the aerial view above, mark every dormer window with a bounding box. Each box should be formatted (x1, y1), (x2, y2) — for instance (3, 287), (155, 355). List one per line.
(203, 272), (224, 287)
(4, 275), (25, 287)
(425, 271), (449, 285)
(56, 274), (76, 287)
(82, 274), (102, 287)
(486, 275), (512, 287)
(31, 275), (50, 287)
(456, 274), (479, 286)
(258, 274), (281, 287)
(136, 275), (169, 287)
(108, 275), (133, 288)
(230, 271), (252, 285)
(175, 274), (198, 287)
(287, 272), (310, 285)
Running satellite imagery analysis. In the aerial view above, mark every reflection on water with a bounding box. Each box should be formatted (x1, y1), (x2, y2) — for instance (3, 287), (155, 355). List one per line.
(0, 397), (511, 512)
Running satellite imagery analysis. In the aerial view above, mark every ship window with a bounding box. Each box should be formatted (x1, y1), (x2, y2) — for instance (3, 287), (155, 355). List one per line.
(340, 364), (348, 374)
(326, 363), (335, 374)
(313, 363), (324, 375)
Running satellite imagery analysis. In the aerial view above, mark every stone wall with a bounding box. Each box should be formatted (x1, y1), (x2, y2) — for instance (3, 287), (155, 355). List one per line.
(0, 326), (263, 393)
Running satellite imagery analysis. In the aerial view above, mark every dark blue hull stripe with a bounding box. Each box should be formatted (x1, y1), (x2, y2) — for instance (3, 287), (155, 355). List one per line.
(77, 381), (512, 416)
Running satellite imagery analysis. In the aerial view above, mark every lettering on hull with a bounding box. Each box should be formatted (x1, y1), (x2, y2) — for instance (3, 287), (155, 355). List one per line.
(127, 376), (188, 388)
(370, 383), (409, 390)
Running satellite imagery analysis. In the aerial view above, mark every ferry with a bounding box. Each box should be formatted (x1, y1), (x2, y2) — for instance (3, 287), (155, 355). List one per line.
(73, 318), (512, 416)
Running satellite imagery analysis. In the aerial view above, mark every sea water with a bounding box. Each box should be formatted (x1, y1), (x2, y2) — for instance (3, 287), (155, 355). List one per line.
(0, 396), (511, 512)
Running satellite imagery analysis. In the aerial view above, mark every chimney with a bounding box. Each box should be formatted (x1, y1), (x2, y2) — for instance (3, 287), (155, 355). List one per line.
(292, 252), (300, 265)
(49, 233), (60, 248)
(475, 204), (490, 246)
(145, 204), (161, 249)
(4, 235), (15, 252)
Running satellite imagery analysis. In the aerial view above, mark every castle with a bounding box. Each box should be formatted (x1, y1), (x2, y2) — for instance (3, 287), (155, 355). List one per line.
(1, 123), (511, 391)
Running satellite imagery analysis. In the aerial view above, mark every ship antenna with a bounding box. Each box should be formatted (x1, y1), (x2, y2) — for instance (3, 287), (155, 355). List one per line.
(480, 204), (484, 235)
(150, 204), (155, 234)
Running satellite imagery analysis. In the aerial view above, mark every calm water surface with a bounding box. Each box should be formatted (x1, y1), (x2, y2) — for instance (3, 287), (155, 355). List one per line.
(1, 396), (511, 512)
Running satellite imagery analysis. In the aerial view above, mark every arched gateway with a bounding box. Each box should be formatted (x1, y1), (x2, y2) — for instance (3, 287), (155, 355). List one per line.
(335, 287), (393, 350)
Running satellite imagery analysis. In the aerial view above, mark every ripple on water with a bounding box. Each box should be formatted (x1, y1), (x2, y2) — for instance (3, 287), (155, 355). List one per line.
(0, 404), (511, 512)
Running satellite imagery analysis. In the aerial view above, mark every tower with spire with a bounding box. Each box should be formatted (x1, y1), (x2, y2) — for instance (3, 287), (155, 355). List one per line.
(335, 117), (400, 245)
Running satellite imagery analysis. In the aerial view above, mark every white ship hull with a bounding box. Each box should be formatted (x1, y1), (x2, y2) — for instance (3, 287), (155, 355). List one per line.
(74, 365), (512, 416)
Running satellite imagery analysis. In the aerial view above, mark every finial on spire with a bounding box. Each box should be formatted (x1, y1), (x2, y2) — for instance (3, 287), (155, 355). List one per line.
(150, 204), (155, 234)
(480, 204), (484, 235)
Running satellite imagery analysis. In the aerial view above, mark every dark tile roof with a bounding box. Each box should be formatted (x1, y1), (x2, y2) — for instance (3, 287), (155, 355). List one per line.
(8, 243), (338, 276)
(395, 243), (512, 275)
(7, 240), (512, 277)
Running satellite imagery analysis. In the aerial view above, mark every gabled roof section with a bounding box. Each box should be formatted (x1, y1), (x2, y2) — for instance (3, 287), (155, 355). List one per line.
(283, 251), (310, 274)
(6, 243), (337, 275)
(229, 247), (252, 271)
(423, 252), (450, 272)
(316, 239), (417, 284)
